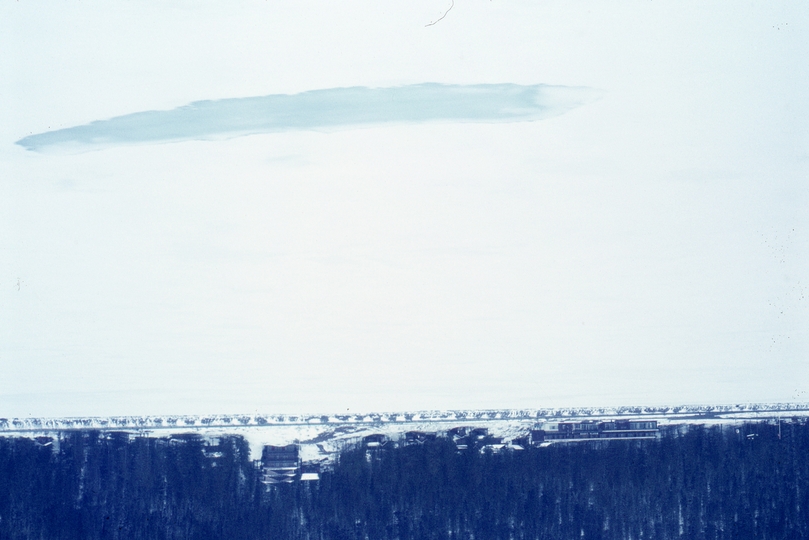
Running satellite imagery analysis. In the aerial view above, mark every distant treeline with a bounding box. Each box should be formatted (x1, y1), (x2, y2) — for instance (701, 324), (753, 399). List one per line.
(0, 421), (807, 539)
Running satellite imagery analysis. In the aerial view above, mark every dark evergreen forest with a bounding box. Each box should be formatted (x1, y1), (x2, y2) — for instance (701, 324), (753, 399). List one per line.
(0, 421), (807, 539)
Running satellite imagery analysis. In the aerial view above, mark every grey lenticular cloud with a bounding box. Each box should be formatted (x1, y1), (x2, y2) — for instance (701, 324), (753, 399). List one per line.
(16, 83), (601, 152)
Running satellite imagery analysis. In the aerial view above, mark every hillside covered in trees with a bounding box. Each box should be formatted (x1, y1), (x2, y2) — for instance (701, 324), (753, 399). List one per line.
(0, 421), (807, 539)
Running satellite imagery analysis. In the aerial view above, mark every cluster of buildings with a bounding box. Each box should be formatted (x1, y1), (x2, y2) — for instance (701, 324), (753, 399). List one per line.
(251, 418), (660, 485)
(532, 420), (659, 442)
(15, 420), (662, 488)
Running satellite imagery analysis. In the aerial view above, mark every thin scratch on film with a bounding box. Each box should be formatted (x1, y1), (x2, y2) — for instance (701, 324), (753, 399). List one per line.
(425, 0), (454, 27)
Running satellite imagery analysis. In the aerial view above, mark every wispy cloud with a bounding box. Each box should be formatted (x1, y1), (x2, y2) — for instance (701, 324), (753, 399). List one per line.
(17, 83), (600, 152)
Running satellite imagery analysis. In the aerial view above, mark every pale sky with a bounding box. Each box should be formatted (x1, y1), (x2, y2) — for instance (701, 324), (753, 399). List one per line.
(1, 1), (807, 418)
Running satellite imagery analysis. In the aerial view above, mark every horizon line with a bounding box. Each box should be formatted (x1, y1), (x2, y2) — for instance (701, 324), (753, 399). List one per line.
(2, 402), (808, 431)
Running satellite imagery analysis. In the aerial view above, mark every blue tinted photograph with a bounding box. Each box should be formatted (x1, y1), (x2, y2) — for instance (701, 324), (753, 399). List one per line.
(2, 1), (807, 538)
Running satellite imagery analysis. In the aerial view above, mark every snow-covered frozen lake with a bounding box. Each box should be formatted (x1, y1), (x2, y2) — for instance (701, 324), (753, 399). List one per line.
(2, 2), (807, 419)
